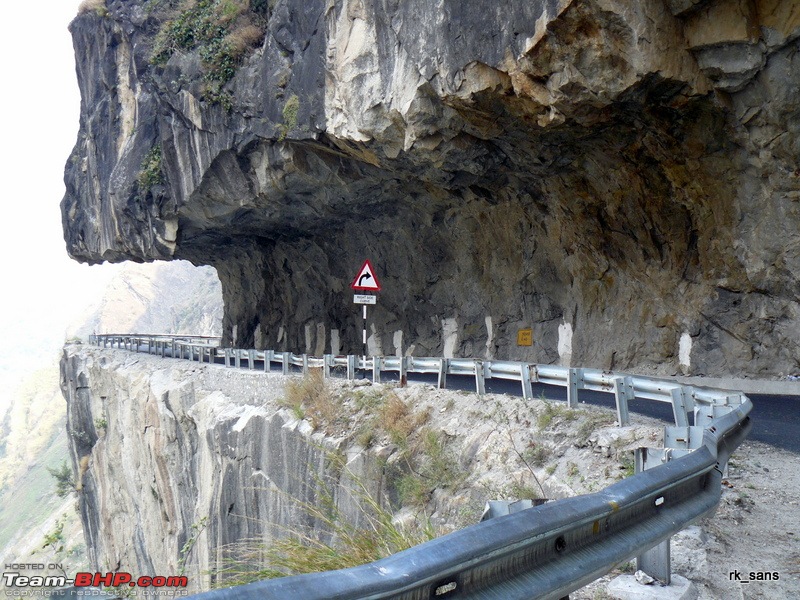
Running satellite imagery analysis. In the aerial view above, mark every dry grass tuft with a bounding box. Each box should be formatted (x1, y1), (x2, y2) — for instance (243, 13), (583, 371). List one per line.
(77, 0), (106, 15)
(379, 394), (424, 446)
(225, 22), (265, 56)
(213, 460), (438, 586)
(281, 370), (341, 432)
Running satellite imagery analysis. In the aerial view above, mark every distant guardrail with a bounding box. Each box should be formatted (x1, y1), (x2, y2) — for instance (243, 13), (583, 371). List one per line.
(88, 334), (752, 599)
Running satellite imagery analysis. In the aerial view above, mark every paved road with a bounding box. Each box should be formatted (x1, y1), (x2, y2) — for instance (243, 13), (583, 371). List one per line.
(133, 343), (798, 453)
(380, 371), (798, 453)
(743, 393), (798, 451)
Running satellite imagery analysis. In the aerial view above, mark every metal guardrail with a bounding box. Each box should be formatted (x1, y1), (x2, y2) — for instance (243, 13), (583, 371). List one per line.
(87, 334), (752, 599)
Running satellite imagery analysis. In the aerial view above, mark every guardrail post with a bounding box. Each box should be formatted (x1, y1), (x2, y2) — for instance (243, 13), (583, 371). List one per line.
(438, 359), (448, 389)
(521, 364), (534, 400)
(171, 339), (176, 359)
(373, 356), (382, 383)
(302, 354), (309, 375)
(234, 349), (240, 369)
(282, 352), (290, 376)
(249, 350), (256, 370)
(670, 388), (691, 428)
(323, 354), (331, 379)
(265, 350), (273, 373)
(725, 393), (743, 406)
(567, 368), (580, 408)
(399, 356), (408, 388)
(347, 355), (356, 380)
(613, 376), (634, 426)
(634, 447), (672, 584)
(474, 360), (485, 395)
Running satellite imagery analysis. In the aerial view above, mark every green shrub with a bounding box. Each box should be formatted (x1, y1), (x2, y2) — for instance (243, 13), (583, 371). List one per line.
(282, 95), (299, 129)
(508, 483), (541, 500)
(138, 145), (163, 191)
(47, 461), (75, 498)
(523, 442), (550, 467)
(150, 0), (266, 106)
(42, 515), (66, 552)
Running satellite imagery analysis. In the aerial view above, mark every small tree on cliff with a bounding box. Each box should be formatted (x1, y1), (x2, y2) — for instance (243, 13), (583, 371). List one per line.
(47, 461), (75, 498)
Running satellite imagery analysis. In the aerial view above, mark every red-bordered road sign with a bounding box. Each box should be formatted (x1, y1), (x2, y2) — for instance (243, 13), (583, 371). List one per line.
(351, 260), (381, 291)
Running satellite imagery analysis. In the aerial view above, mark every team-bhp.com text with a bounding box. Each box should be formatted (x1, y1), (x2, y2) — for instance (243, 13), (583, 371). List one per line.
(3, 572), (188, 593)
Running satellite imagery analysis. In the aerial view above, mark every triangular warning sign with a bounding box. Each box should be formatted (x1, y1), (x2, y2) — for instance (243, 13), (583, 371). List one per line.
(351, 260), (381, 291)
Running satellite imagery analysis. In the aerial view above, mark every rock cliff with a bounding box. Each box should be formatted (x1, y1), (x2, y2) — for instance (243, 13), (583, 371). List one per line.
(59, 344), (665, 592)
(62, 0), (800, 377)
(60, 346), (379, 591)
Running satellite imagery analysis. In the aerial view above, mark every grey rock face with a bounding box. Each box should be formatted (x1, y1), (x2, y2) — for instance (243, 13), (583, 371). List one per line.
(62, 0), (800, 377)
(59, 346), (383, 591)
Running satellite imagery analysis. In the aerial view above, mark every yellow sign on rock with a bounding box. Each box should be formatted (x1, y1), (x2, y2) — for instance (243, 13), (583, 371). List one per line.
(517, 329), (533, 346)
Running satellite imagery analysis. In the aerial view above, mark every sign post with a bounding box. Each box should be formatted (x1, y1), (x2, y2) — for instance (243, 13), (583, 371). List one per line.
(351, 260), (381, 374)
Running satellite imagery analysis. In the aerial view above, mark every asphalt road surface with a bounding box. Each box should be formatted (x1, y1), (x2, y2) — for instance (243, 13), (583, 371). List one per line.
(405, 373), (798, 453)
(361, 370), (797, 453)
(133, 343), (799, 453)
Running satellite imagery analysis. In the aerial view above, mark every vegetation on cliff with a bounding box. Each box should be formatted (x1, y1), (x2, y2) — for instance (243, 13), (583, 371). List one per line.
(150, 0), (266, 106)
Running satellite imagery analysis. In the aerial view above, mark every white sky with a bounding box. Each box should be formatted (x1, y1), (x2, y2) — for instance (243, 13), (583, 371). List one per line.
(0, 1), (122, 376)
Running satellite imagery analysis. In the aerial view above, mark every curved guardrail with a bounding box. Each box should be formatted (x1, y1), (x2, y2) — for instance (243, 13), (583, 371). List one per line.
(87, 334), (752, 599)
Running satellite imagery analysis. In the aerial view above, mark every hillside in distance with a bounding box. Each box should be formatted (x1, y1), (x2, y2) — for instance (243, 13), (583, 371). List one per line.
(0, 260), (222, 580)
(71, 260), (223, 338)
